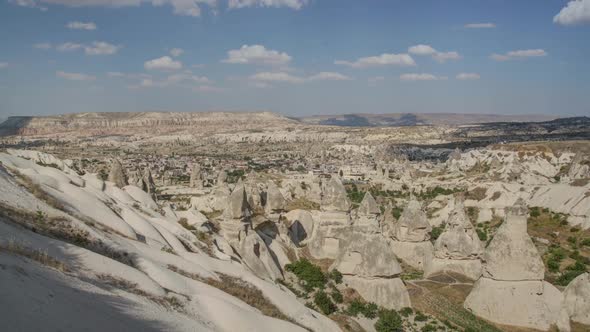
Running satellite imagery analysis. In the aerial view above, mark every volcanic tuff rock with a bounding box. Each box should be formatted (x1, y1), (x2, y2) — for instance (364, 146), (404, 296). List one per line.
(560, 273), (590, 326)
(107, 159), (127, 188)
(320, 177), (351, 212)
(390, 197), (434, 270)
(464, 200), (565, 331)
(264, 180), (286, 213)
(425, 201), (483, 280)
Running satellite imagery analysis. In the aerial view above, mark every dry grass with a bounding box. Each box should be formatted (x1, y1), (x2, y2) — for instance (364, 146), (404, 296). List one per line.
(465, 187), (487, 201)
(10, 168), (66, 211)
(0, 202), (136, 268)
(97, 274), (185, 312)
(571, 178), (590, 187)
(286, 198), (320, 211)
(167, 264), (308, 330)
(0, 240), (69, 272)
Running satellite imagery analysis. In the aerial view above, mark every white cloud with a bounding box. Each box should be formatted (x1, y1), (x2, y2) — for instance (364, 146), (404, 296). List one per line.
(247, 71), (352, 86)
(194, 85), (224, 92)
(554, 0), (590, 25)
(409, 44), (461, 63)
(132, 72), (209, 88)
(170, 48), (184, 57)
(223, 44), (292, 66)
(491, 49), (547, 61)
(464, 23), (496, 28)
(144, 56), (183, 70)
(307, 72), (351, 81)
(67, 21), (97, 30)
(400, 73), (445, 81)
(432, 51), (461, 63)
(57, 42), (83, 52)
(456, 73), (480, 80)
(408, 44), (436, 55)
(33, 42), (52, 49)
(0, 63), (8, 69)
(228, 0), (308, 10)
(11, 0), (215, 17)
(56, 71), (96, 81)
(507, 49), (547, 57)
(85, 41), (121, 55)
(250, 71), (304, 84)
(335, 53), (416, 68)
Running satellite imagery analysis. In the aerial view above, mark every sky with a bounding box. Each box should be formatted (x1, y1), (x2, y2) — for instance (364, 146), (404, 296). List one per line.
(0, 0), (589, 118)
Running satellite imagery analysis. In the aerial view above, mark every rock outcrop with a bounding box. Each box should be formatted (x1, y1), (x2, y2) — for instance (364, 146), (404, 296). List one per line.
(264, 180), (286, 214)
(107, 159), (127, 188)
(390, 198), (434, 270)
(321, 177), (351, 212)
(332, 231), (411, 309)
(189, 163), (202, 189)
(425, 201), (483, 280)
(464, 200), (566, 331)
(560, 272), (590, 326)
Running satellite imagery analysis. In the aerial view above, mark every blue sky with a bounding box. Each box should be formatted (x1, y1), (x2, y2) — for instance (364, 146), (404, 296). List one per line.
(0, 0), (589, 117)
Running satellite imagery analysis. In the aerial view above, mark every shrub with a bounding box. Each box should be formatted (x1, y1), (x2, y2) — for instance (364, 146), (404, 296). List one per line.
(421, 324), (437, 332)
(529, 207), (541, 218)
(476, 228), (487, 241)
(399, 307), (413, 318)
(345, 299), (378, 318)
(430, 226), (443, 240)
(581, 238), (590, 247)
(329, 269), (343, 284)
(285, 259), (327, 291)
(415, 311), (428, 322)
(363, 302), (379, 319)
(330, 288), (343, 304)
(314, 290), (336, 315)
(374, 309), (403, 332)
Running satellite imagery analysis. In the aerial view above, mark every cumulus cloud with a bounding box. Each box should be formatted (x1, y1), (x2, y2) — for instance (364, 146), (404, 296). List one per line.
(170, 48), (184, 57)
(307, 72), (351, 81)
(490, 49), (547, 61)
(11, 0), (215, 17)
(456, 73), (480, 80)
(223, 44), (292, 66)
(84, 41), (121, 55)
(67, 21), (97, 30)
(250, 71), (304, 83)
(554, 0), (590, 25)
(228, 0), (309, 10)
(248, 71), (352, 85)
(408, 44), (436, 56)
(400, 73), (445, 81)
(408, 44), (461, 63)
(56, 70), (96, 81)
(464, 23), (496, 28)
(432, 51), (461, 63)
(56, 42), (83, 52)
(335, 53), (416, 68)
(144, 56), (183, 70)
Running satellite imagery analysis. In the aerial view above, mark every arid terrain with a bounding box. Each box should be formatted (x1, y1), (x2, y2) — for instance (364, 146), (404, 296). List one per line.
(0, 112), (589, 332)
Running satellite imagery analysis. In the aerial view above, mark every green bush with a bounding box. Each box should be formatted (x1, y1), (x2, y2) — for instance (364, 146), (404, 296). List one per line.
(414, 311), (428, 322)
(529, 207), (541, 218)
(430, 226), (443, 240)
(374, 309), (403, 332)
(399, 307), (413, 318)
(285, 259), (326, 291)
(329, 269), (343, 284)
(421, 324), (437, 332)
(345, 299), (378, 318)
(364, 302), (379, 319)
(329, 288), (343, 304)
(314, 290), (336, 315)
(476, 228), (487, 241)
